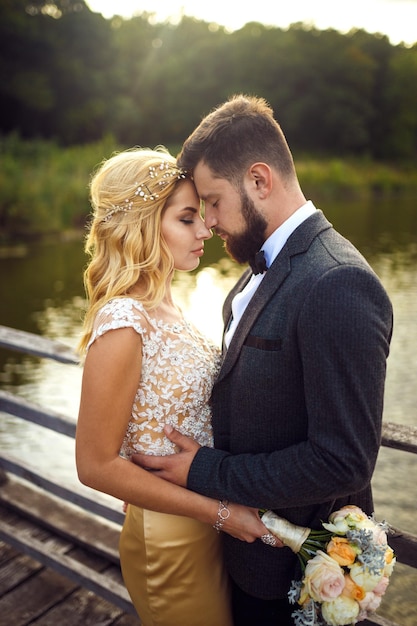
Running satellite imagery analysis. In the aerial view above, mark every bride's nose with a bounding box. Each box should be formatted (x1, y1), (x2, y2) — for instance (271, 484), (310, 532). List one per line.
(197, 221), (213, 240)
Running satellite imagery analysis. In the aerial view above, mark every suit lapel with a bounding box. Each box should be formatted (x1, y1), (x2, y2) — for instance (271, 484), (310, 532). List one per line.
(217, 210), (332, 382)
(218, 252), (291, 381)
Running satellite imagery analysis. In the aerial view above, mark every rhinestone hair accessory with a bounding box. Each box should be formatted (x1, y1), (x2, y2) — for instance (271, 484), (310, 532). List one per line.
(101, 161), (187, 223)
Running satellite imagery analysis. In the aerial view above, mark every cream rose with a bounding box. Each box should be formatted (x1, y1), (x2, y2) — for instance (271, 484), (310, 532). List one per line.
(371, 525), (388, 545)
(303, 551), (345, 602)
(321, 596), (360, 626)
(349, 562), (383, 591)
(323, 505), (374, 534)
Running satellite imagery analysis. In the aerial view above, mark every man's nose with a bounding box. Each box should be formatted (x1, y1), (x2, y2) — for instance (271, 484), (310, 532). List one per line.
(204, 207), (217, 230)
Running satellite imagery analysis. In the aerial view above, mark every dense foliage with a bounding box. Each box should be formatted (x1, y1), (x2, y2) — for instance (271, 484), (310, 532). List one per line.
(1, 0), (417, 159)
(1, 134), (415, 242)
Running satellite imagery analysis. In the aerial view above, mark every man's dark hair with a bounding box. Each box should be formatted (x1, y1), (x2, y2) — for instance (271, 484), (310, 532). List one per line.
(177, 94), (296, 187)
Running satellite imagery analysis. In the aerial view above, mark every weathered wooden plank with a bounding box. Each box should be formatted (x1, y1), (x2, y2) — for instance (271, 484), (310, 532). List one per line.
(0, 390), (76, 438)
(0, 548), (43, 595)
(0, 503), (114, 570)
(0, 539), (18, 566)
(388, 527), (417, 569)
(0, 498), (126, 595)
(0, 457), (125, 526)
(0, 563), (78, 626)
(381, 421), (417, 455)
(0, 519), (135, 614)
(0, 542), (141, 625)
(0, 325), (79, 364)
(0, 506), (137, 619)
(113, 614), (143, 625)
(28, 587), (136, 626)
(0, 506), (75, 554)
(0, 476), (122, 562)
(363, 615), (401, 626)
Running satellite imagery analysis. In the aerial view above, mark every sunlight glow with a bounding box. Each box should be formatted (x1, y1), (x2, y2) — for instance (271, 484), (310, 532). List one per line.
(86, 0), (417, 46)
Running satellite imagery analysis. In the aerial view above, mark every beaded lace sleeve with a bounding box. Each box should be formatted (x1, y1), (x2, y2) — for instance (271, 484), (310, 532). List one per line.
(88, 297), (221, 457)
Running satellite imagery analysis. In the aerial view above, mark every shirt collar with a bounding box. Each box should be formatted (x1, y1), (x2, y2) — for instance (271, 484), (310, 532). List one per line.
(262, 201), (317, 268)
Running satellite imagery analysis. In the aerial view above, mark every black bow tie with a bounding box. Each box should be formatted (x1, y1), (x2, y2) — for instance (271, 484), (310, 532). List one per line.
(249, 250), (268, 275)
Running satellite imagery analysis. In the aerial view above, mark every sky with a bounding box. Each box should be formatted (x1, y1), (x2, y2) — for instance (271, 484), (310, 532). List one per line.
(85, 0), (417, 46)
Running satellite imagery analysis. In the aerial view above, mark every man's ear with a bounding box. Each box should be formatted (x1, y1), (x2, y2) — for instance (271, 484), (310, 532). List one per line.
(246, 162), (272, 199)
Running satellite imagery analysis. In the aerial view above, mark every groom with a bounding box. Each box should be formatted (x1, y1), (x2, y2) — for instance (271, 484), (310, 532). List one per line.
(133, 94), (393, 625)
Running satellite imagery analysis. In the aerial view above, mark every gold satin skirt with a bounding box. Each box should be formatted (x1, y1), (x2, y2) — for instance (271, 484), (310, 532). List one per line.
(119, 505), (233, 626)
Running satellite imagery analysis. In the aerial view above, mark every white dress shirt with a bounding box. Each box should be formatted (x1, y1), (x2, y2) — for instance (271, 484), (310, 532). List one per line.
(224, 201), (317, 348)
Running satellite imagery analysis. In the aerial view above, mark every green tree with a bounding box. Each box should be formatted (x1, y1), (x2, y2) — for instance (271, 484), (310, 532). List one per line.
(383, 45), (417, 159)
(0, 0), (114, 143)
(1, 4), (416, 159)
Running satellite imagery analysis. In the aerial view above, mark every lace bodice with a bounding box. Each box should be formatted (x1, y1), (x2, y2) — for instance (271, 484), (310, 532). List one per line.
(88, 297), (221, 456)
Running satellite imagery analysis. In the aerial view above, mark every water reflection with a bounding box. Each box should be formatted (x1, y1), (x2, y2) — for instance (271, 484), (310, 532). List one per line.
(1, 198), (417, 623)
(173, 258), (244, 345)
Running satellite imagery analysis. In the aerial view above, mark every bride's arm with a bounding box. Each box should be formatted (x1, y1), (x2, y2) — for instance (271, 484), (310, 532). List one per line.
(75, 326), (268, 542)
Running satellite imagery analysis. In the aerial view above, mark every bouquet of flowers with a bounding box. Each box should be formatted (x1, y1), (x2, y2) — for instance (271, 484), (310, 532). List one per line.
(260, 505), (396, 626)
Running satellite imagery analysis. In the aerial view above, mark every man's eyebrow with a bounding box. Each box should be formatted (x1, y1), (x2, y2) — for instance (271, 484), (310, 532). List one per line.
(199, 193), (215, 202)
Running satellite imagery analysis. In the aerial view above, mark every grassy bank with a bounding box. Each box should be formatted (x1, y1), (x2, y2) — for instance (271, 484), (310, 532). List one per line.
(0, 134), (121, 242)
(1, 135), (416, 243)
(297, 157), (417, 202)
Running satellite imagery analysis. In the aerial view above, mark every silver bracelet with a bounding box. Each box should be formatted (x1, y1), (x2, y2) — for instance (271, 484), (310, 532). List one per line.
(213, 500), (230, 532)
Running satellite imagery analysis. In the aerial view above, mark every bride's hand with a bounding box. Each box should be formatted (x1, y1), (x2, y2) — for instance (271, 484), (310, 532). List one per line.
(217, 502), (284, 547)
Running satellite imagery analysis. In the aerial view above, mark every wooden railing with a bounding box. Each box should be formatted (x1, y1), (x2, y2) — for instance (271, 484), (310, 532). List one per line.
(0, 325), (133, 616)
(1, 324), (416, 626)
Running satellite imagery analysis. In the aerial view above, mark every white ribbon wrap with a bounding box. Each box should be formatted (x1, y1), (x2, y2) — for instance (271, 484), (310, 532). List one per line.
(261, 510), (310, 553)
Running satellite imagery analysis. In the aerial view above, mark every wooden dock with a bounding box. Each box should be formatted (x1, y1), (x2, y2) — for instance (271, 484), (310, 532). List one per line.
(0, 470), (141, 625)
(0, 468), (141, 625)
(0, 325), (141, 624)
(1, 324), (416, 626)
(0, 535), (140, 626)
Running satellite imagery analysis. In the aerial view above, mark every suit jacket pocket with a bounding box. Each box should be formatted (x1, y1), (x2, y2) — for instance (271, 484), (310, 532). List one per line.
(243, 334), (282, 351)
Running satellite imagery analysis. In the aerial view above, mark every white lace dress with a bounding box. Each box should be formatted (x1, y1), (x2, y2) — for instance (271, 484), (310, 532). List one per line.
(88, 297), (232, 626)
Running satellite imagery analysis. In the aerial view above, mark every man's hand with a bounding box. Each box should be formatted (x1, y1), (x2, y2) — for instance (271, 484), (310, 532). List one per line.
(131, 425), (199, 486)
(131, 425), (285, 547)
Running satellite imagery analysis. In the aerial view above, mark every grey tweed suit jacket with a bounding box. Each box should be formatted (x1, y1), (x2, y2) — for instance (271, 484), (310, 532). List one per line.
(188, 210), (393, 599)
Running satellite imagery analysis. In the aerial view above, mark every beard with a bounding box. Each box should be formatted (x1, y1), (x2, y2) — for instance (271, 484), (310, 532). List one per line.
(224, 189), (268, 265)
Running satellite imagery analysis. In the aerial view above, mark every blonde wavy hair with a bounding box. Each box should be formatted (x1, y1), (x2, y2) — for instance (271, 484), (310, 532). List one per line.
(78, 146), (189, 354)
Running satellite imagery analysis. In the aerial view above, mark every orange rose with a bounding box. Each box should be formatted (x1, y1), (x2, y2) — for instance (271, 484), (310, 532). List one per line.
(385, 546), (394, 564)
(384, 546), (396, 576)
(327, 537), (357, 566)
(342, 574), (366, 601)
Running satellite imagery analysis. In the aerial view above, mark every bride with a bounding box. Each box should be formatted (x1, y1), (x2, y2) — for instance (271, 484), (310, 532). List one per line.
(75, 146), (267, 626)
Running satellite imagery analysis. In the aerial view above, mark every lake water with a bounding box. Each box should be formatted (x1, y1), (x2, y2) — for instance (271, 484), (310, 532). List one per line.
(1, 196), (416, 623)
